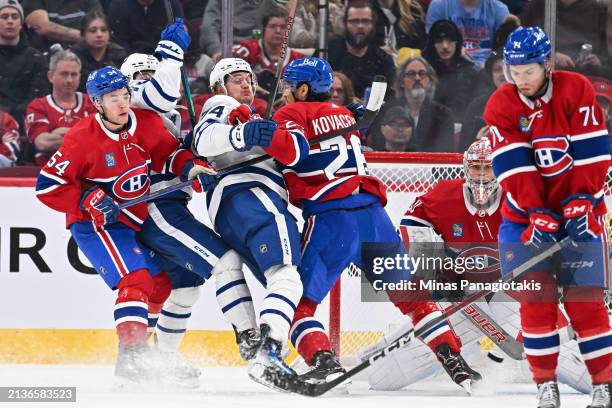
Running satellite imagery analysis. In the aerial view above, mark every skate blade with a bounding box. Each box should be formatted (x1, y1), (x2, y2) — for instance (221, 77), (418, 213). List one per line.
(459, 379), (472, 395)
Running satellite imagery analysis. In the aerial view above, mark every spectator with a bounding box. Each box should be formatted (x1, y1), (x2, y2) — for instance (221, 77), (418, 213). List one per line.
(24, 50), (96, 166)
(0, 0), (49, 126)
(330, 71), (357, 105)
(371, 0), (427, 51)
(592, 79), (612, 140)
(199, 0), (260, 62)
(71, 11), (127, 92)
(520, 0), (609, 71)
(423, 19), (479, 122)
(459, 48), (505, 150)
(108, 0), (184, 54)
(425, 0), (509, 67)
(22, 0), (103, 51)
(232, 7), (305, 95)
(371, 105), (416, 151)
(325, 2), (396, 99)
(0, 109), (20, 166)
(290, 0), (344, 49)
(369, 57), (455, 152)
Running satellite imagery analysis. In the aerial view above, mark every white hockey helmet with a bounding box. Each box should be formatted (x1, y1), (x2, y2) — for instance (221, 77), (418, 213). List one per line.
(463, 138), (499, 207)
(209, 57), (257, 95)
(120, 53), (159, 81)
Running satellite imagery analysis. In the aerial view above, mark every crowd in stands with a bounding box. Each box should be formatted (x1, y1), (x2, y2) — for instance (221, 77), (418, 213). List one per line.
(0, 0), (611, 168)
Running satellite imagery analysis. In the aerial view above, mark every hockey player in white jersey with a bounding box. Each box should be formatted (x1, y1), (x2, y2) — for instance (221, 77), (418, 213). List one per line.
(120, 21), (260, 387)
(190, 57), (304, 391)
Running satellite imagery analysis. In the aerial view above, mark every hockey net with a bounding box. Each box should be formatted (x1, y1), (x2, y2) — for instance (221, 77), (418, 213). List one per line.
(327, 151), (612, 362)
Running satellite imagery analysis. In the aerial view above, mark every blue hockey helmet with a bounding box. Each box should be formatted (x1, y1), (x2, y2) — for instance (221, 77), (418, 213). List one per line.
(86, 66), (130, 104)
(503, 26), (551, 66)
(282, 57), (334, 94)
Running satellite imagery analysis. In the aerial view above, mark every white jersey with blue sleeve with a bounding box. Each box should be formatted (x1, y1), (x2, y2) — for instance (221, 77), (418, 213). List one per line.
(192, 95), (287, 225)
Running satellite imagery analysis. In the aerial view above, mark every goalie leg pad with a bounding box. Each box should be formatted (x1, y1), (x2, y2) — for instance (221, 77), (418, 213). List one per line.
(115, 268), (154, 346)
(260, 264), (302, 342)
(563, 287), (612, 385)
(213, 249), (257, 332)
(290, 297), (331, 365)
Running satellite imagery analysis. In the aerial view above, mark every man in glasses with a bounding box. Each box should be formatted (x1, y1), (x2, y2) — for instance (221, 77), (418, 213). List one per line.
(325, 1), (395, 100)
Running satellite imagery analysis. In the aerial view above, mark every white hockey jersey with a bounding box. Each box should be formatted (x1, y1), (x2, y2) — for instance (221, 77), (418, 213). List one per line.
(192, 94), (287, 225)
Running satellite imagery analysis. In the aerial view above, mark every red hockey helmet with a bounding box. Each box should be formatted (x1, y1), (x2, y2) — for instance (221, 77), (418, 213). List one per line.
(463, 138), (498, 207)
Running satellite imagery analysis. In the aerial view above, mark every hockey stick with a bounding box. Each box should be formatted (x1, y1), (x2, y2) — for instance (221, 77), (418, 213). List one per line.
(460, 302), (524, 360)
(164, 0), (197, 129)
(117, 76), (387, 210)
(286, 238), (572, 397)
(264, 0), (298, 119)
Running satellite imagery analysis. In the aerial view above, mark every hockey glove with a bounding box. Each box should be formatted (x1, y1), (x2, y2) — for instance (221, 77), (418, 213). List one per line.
(521, 209), (561, 249)
(160, 18), (191, 51)
(80, 187), (119, 229)
(182, 159), (217, 193)
(229, 119), (277, 152)
(561, 194), (602, 242)
(345, 102), (365, 122)
(228, 104), (260, 125)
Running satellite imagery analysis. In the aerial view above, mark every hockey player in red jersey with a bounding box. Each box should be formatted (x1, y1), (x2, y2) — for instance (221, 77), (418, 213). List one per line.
(485, 26), (612, 408)
(35, 66), (216, 384)
(263, 57), (480, 391)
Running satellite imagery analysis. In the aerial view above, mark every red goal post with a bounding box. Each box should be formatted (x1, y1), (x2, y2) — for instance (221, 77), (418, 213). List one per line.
(327, 151), (612, 360)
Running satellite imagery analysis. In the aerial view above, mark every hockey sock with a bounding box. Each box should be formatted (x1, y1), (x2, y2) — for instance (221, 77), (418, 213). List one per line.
(115, 269), (154, 347)
(520, 301), (560, 383)
(290, 297), (331, 364)
(147, 272), (172, 337)
(212, 250), (256, 332)
(564, 287), (612, 384)
(156, 286), (200, 352)
(260, 264), (302, 342)
(395, 300), (461, 354)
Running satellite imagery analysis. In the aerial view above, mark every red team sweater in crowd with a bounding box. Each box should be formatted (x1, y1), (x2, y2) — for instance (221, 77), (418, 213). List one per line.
(484, 71), (611, 223)
(0, 111), (20, 163)
(35, 109), (193, 230)
(270, 102), (387, 212)
(25, 92), (97, 166)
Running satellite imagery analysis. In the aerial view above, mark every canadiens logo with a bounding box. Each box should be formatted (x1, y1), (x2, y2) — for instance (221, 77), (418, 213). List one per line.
(104, 153), (115, 167)
(456, 246), (501, 282)
(111, 163), (150, 200)
(452, 223), (464, 237)
(532, 136), (573, 177)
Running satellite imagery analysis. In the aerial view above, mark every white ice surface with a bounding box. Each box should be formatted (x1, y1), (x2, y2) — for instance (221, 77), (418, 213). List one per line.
(0, 364), (591, 408)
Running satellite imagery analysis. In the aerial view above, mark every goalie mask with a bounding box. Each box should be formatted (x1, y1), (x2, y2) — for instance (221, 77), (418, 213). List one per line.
(463, 138), (499, 209)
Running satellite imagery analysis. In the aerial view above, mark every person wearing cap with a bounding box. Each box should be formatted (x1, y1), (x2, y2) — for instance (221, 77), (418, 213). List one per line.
(459, 48), (506, 151)
(368, 56), (456, 152)
(0, 0), (49, 128)
(372, 105), (416, 152)
(425, 0), (510, 67)
(423, 19), (480, 122)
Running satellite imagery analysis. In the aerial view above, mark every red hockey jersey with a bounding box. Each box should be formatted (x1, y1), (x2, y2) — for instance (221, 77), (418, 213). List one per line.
(272, 102), (387, 210)
(232, 39), (304, 88)
(484, 71), (610, 223)
(400, 178), (504, 282)
(35, 109), (192, 230)
(0, 111), (20, 163)
(25, 93), (96, 166)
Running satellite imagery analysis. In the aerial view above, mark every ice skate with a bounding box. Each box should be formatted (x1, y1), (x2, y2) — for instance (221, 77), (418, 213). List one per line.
(536, 381), (560, 408)
(235, 327), (261, 361)
(300, 350), (347, 384)
(154, 349), (201, 389)
(587, 383), (611, 408)
(114, 343), (157, 387)
(435, 343), (482, 395)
